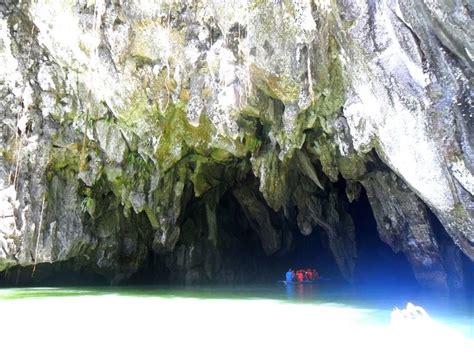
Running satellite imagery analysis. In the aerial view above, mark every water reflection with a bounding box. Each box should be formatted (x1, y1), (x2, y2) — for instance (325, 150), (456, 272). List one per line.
(285, 283), (294, 298)
(285, 283), (319, 301)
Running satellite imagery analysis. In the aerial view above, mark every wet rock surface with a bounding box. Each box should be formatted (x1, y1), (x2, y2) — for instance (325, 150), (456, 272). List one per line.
(0, 1), (472, 290)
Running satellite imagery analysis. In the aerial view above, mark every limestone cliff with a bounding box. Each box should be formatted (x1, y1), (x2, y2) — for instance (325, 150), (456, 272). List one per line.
(0, 0), (472, 289)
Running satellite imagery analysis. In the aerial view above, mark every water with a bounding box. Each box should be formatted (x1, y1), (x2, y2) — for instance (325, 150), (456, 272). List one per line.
(1, 284), (473, 355)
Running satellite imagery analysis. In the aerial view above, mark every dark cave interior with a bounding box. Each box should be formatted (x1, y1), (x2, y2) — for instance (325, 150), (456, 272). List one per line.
(349, 189), (418, 290)
(271, 184), (419, 291)
(1, 179), (437, 295)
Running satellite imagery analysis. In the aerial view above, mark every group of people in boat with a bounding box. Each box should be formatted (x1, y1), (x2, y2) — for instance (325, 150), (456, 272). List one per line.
(285, 268), (319, 282)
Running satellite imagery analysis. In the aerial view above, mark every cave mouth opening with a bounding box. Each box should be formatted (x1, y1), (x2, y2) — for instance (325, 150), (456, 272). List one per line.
(262, 180), (420, 292)
(348, 184), (419, 292)
(0, 184), (420, 289)
(0, 176), (461, 293)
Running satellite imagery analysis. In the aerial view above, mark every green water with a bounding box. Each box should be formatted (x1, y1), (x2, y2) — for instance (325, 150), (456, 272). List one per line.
(1, 285), (473, 355)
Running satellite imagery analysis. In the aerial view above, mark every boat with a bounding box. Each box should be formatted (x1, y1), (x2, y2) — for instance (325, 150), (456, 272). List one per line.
(279, 280), (320, 285)
(279, 277), (331, 285)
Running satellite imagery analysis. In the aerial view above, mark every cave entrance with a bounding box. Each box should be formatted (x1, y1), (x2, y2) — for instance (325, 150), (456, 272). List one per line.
(349, 186), (418, 291)
(265, 179), (419, 290)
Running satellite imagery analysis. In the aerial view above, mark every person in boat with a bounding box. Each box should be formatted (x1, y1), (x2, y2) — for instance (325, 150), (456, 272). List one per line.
(306, 268), (313, 281)
(296, 270), (304, 282)
(285, 268), (294, 282)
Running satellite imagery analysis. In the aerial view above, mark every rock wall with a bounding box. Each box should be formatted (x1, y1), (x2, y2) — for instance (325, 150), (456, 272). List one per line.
(0, 0), (472, 290)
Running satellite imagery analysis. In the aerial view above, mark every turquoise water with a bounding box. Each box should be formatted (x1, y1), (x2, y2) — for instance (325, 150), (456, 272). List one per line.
(1, 284), (473, 355)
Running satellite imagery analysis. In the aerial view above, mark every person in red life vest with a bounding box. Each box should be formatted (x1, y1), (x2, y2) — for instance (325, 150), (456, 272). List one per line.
(306, 269), (313, 281)
(296, 270), (304, 282)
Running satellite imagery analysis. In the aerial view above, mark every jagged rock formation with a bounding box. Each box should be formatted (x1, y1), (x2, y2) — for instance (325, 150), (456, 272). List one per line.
(0, 0), (472, 290)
